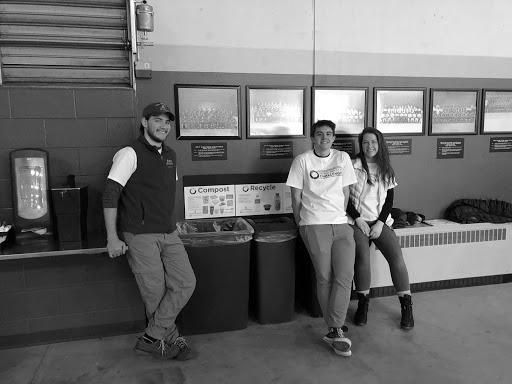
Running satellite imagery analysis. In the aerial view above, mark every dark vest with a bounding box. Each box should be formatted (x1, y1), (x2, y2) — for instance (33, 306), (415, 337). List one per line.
(118, 136), (177, 234)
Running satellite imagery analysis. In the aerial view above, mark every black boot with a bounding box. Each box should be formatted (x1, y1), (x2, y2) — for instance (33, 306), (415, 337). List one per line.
(354, 293), (369, 326)
(399, 294), (414, 330)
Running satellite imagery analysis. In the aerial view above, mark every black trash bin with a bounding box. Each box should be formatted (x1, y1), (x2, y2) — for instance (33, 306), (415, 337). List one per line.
(176, 217), (253, 335)
(247, 216), (297, 324)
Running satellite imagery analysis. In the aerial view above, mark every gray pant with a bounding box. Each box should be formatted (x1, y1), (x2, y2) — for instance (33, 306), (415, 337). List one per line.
(300, 224), (355, 328)
(123, 231), (196, 342)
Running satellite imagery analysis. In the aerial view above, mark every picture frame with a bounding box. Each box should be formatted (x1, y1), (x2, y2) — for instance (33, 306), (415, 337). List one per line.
(175, 84), (241, 140)
(312, 87), (368, 136)
(429, 89), (479, 136)
(247, 86), (305, 138)
(481, 90), (512, 134)
(374, 88), (426, 135)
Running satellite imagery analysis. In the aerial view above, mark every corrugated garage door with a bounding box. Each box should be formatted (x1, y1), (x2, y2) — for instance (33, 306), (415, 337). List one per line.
(0, 0), (132, 86)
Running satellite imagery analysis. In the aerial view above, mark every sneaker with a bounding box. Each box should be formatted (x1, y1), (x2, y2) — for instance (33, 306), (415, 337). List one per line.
(354, 293), (370, 326)
(322, 327), (352, 357)
(151, 339), (180, 360)
(134, 336), (161, 355)
(399, 294), (415, 330)
(170, 336), (198, 361)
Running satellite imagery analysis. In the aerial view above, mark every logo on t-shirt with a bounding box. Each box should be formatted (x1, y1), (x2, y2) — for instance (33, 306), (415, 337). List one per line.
(309, 166), (344, 179)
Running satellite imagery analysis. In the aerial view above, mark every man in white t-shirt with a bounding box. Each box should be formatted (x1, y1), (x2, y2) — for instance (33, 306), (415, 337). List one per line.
(286, 120), (357, 357)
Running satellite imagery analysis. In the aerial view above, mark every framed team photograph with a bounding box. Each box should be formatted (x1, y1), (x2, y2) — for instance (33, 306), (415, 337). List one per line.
(247, 86), (305, 138)
(429, 89), (479, 135)
(481, 90), (512, 134)
(175, 84), (241, 140)
(312, 87), (368, 136)
(374, 88), (426, 135)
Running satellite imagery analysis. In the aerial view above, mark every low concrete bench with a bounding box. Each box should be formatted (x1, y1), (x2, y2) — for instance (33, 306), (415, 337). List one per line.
(370, 220), (512, 294)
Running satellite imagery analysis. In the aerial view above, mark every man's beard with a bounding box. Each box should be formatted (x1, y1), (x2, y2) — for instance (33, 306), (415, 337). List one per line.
(147, 129), (165, 143)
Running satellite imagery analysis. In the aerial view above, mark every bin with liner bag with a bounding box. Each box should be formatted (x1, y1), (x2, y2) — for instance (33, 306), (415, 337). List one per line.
(246, 216), (298, 324)
(176, 217), (253, 335)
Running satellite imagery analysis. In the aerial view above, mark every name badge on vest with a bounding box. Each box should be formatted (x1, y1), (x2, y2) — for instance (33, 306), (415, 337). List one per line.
(166, 159), (175, 168)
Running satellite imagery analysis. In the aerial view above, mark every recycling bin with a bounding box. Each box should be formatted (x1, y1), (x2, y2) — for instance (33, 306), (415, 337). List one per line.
(247, 216), (298, 324)
(176, 217), (253, 335)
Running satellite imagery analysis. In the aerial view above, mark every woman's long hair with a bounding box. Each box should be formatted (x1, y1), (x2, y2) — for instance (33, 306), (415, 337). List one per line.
(356, 127), (395, 185)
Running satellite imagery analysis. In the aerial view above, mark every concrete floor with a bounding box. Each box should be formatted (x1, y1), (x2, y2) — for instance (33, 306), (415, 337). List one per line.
(1, 283), (511, 384)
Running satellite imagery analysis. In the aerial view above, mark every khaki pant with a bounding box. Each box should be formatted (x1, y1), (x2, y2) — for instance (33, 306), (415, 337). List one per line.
(123, 231), (196, 342)
(300, 224), (355, 328)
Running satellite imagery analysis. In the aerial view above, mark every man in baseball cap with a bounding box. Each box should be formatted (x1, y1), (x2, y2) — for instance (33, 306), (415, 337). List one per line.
(103, 101), (197, 361)
(139, 102), (175, 135)
(142, 102), (175, 121)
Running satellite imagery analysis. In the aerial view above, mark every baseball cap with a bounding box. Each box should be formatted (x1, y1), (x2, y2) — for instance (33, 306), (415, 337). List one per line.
(142, 102), (175, 121)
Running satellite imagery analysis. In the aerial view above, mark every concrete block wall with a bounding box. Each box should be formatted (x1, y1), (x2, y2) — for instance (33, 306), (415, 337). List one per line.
(0, 254), (145, 347)
(0, 87), (137, 233)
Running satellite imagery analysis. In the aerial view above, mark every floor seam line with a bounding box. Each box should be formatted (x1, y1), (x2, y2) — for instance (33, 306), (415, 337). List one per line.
(29, 344), (50, 384)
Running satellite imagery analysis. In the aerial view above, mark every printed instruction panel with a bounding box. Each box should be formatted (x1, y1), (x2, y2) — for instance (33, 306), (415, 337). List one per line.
(184, 185), (236, 219)
(184, 183), (292, 219)
(235, 183), (292, 216)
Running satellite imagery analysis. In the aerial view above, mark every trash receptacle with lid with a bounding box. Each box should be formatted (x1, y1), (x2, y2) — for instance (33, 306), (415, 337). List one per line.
(176, 217), (253, 335)
(247, 216), (297, 324)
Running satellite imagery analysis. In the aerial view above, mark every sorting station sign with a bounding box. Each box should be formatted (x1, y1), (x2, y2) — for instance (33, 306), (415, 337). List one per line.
(184, 183), (292, 219)
(184, 185), (236, 219)
(235, 183), (292, 216)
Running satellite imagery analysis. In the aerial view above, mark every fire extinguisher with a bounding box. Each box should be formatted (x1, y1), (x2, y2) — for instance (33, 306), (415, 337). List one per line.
(136, 0), (154, 32)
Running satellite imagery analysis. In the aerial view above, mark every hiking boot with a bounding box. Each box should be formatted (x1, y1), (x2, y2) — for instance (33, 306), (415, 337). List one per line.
(399, 294), (414, 330)
(354, 293), (370, 326)
(322, 327), (352, 357)
(170, 336), (198, 361)
(134, 336), (161, 355)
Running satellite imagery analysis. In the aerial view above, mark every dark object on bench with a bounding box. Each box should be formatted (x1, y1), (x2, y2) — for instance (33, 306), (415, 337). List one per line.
(0, 223), (16, 250)
(445, 199), (512, 224)
(391, 208), (426, 229)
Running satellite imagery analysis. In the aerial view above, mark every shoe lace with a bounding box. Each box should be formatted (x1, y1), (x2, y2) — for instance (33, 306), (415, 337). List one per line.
(174, 336), (188, 351)
(403, 307), (413, 322)
(401, 298), (413, 321)
(157, 339), (167, 356)
(330, 327), (345, 338)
